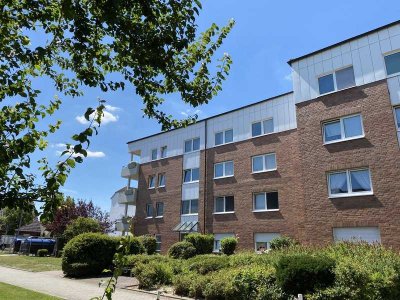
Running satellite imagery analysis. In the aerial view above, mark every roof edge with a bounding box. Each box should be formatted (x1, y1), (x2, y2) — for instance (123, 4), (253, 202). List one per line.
(287, 19), (400, 65)
(127, 91), (293, 145)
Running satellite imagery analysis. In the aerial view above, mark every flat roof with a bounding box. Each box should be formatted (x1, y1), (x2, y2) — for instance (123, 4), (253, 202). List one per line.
(287, 19), (400, 65)
(127, 91), (293, 144)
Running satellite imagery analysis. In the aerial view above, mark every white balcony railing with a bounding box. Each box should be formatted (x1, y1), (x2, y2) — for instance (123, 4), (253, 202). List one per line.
(118, 188), (137, 205)
(121, 162), (139, 179)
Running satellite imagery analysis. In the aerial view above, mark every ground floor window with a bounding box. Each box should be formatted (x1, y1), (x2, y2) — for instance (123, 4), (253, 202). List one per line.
(332, 227), (381, 244)
(155, 234), (161, 252)
(213, 233), (234, 252)
(254, 233), (280, 252)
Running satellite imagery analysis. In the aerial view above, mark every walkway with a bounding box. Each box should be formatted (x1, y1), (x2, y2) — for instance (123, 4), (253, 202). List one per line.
(0, 266), (167, 300)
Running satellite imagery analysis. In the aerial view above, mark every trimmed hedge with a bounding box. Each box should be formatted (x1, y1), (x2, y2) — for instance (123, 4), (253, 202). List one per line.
(133, 260), (173, 289)
(128, 237), (145, 255)
(37, 249), (49, 257)
(187, 255), (229, 275)
(184, 233), (214, 255)
(62, 233), (118, 277)
(221, 237), (238, 255)
(270, 235), (298, 250)
(139, 235), (157, 255)
(168, 241), (196, 259)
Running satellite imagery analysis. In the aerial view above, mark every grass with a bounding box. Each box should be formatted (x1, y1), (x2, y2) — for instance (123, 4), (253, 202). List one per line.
(0, 282), (62, 299)
(0, 255), (61, 272)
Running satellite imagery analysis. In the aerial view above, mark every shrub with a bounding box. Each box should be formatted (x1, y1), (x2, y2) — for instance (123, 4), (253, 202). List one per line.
(139, 235), (157, 255)
(275, 254), (335, 296)
(203, 269), (236, 299)
(221, 237), (237, 255)
(168, 241), (196, 259)
(127, 237), (145, 255)
(126, 254), (171, 275)
(62, 232), (118, 277)
(134, 261), (173, 289)
(270, 236), (298, 250)
(184, 233), (214, 255)
(37, 249), (49, 257)
(187, 255), (229, 275)
(63, 217), (102, 242)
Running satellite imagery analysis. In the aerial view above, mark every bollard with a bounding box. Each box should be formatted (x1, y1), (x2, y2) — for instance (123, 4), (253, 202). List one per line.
(156, 291), (161, 300)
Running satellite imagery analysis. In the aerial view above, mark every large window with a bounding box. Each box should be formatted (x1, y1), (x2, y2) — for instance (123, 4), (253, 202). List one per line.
(214, 161), (234, 179)
(323, 114), (364, 144)
(155, 235), (161, 252)
(183, 168), (199, 183)
(151, 148), (157, 161)
(215, 129), (233, 146)
(385, 52), (400, 76)
(158, 173), (166, 187)
(395, 107), (400, 129)
(156, 202), (164, 217)
(215, 196), (234, 213)
(252, 153), (277, 173)
(328, 168), (373, 198)
(181, 199), (198, 215)
(148, 175), (156, 189)
(253, 192), (279, 211)
(318, 66), (355, 95)
(252, 118), (274, 137)
(184, 137), (200, 153)
(146, 204), (153, 218)
(160, 146), (167, 158)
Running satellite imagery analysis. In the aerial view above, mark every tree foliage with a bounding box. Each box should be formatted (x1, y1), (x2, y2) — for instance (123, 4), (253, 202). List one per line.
(63, 216), (102, 242)
(0, 0), (234, 218)
(0, 207), (35, 235)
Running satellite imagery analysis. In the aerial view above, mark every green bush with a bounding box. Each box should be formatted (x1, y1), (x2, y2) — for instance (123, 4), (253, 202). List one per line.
(126, 254), (171, 275)
(188, 255), (229, 275)
(184, 233), (214, 255)
(134, 260), (173, 289)
(168, 241), (196, 259)
(63, 217), (102, 242)
(139, 235), (157, 255)
(127, 236), (145, 254)
(37, 249), (49, 257)
(221, 237), (237, 255)
(270, 235), (298, 250)
(62, 233), (118, 277)
(275, 254), (335, 296)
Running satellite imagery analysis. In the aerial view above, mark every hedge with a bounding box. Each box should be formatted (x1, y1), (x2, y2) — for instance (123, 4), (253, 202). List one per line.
(184, 233), (214, 255)
(168, 241), (196, 259)
(221, 237), (238, 255)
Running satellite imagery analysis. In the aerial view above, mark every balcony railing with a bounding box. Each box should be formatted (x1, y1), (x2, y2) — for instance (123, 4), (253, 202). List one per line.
(121, 162), (139, 179)
(118, 188), (137, 205)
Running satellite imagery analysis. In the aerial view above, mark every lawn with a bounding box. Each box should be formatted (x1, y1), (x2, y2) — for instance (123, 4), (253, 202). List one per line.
(0, 255), (61, 272)
(0, 282), (62, 299)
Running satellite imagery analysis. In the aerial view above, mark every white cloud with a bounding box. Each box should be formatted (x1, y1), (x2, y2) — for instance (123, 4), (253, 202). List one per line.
(56, 149), (106, 158)
(180, 109), (203, 118)
(75, 105), (121, 125)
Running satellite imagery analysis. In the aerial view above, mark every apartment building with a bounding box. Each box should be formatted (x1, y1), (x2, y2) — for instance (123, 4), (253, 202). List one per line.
(115, 20), (400, 253)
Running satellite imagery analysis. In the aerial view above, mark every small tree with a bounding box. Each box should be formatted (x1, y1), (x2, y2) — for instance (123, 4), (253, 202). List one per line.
(63, 217), (102, 242)
(221, 237), (238, 255)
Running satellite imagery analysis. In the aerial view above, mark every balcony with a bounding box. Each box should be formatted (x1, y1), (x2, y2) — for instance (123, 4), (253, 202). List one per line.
(118, 188), (137, 205)
(121, 162), (139, 179)
(115, 219), (130, 232)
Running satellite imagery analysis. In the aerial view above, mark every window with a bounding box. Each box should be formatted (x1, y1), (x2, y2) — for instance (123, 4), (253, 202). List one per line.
(323, 114), (364, 143)
(254, 233), (280, 252)
(155, 235), (161, 252)
(328, 168), (373, 198)
(146, 204), (153, 218)
(215, 129), (233, 146)
(148, 175), (156, 189)
(252, 153), (277, 173)
(252, 118), (274, 137)
(151, 149), (157, 160)
(183, 168), (199, 183)
(158, 173), (166, 187)
(215, 196), (234, 213)
(385, 51), (400, 76)
(160, 146), (167, 158)
(214, 161), (234, 179)
(213, 233), (234, 252)
(253, 192), (279, 211)
(156, 202), (164, 217)
(395, 107), (400, 129)
(184, 137), (200, 153)
(181, 199), (198, 215)
(318, 66), (355, 94)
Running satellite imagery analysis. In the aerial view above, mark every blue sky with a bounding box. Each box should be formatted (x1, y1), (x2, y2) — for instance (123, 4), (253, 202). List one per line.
(30, 1), (400, 212)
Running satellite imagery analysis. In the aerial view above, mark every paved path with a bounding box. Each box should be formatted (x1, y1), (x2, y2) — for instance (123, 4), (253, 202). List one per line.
(0, 266), (165, 300)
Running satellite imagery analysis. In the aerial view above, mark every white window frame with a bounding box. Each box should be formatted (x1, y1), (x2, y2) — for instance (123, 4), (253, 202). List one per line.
(254, 233), (280, 252)
(214, 161), (234, 179)
(318, 65), (355, 95)
(155, 234), (161, 252)
(252, 192), (279, 212)
(213, 233), (234, 252)
(183, 168), (199, 184)
(214, 196), (235, 214)
(251, 153), (277, 173)
(251, 118), (274, 137)
(156, 202), (164, 218)
(384, 50), (400, 78)
(158, 173), (166, 188)
(151, 148), (157, 161)
(145, 204), (153, 218)
(181, 199), (198, 215)
(394, 107), (400, 131)
(322, 114), (364, 145)
(327, 168), (373, 198)
(184, 137), (200, 153)
(160, 146), (167, 158)
(214, 129), (234, 146)
(148, 175), (156, 189)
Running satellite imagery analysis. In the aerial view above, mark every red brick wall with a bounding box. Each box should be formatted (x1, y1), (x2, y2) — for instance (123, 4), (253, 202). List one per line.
(296, 80), (400, 248)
